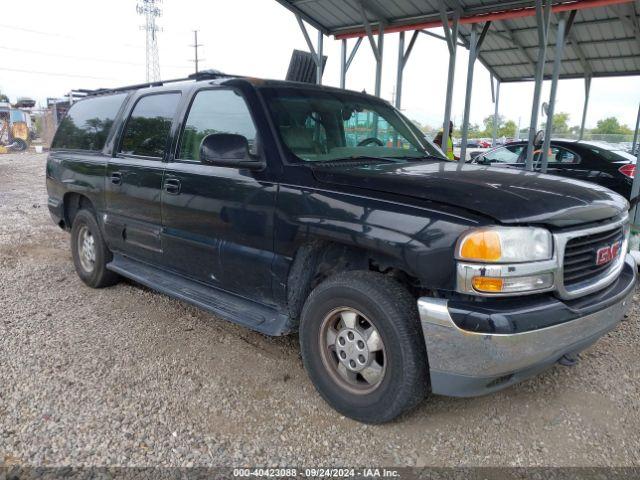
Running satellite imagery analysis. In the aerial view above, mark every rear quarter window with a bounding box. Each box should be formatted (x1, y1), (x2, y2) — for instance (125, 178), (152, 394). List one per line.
(589, 147), (636, 162)
(51, 94), (127, 151)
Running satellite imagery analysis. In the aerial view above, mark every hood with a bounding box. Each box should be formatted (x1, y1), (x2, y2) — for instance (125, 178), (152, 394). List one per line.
(311, 161), (629, 227)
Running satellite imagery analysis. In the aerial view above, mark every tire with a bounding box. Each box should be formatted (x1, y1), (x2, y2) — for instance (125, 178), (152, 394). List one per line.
(299, 271), (428, 423)
(10, 139), (27, 151)
(70, 209), (119, 288)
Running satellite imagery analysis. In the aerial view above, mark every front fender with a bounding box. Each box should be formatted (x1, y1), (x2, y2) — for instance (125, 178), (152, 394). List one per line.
(274, 186), (484, 291)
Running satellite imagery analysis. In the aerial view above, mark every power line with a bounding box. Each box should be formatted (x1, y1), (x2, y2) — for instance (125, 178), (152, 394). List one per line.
(0, 46), (143, 66)
(0, 23), (144, 50)
(0, 67), (119, 81)
(0, 45), (189, 69)
(0, 23), (79, 39)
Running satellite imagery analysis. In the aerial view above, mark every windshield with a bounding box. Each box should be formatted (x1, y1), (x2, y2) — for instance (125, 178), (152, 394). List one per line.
(10, 110), (25, 123)
(261, 87), (444, 163)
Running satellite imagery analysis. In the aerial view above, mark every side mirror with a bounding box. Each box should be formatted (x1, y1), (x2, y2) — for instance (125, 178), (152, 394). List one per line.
(469, 151), (482, 160)
(534, 129), (544, 147)
(199, 133), (262, 169)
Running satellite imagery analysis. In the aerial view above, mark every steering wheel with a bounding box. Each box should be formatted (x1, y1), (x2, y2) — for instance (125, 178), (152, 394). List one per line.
(357, 137), (384, 147)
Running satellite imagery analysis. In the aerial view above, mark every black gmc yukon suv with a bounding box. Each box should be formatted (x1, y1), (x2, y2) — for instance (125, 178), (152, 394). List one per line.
(47, 73), (636, 423)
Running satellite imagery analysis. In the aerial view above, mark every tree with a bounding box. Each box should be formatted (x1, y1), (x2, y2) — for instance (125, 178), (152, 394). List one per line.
(453, 123), (481, 138)
(552, 112), (570, 134)
(592, 117), (632, 135)
(498, 120), (517, 138)
(410, 119), (435, 135)
(541, 112), (570, 135)
(569, 125), (581, 135)
(482, 114), (506, 137)
(0, 89), (9, 103)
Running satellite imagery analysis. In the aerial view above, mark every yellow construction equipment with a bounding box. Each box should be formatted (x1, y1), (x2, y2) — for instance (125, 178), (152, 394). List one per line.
(0, 102), (31, 152)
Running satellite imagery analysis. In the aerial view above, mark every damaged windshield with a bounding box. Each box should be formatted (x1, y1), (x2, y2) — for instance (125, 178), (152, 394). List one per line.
(261, 86), (445, 163)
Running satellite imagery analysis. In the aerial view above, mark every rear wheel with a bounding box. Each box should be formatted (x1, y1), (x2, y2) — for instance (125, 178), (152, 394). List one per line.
(299, 271), (428, 423)
(70, 209), (119, 288)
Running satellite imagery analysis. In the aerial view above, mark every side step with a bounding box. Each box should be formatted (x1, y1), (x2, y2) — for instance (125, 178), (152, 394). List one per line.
(107, 254), (292, 336)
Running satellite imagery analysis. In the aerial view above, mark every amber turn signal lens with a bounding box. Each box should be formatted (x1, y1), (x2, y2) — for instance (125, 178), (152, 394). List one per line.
(460, 231), (501, 261)
(472, 276), (504, 292)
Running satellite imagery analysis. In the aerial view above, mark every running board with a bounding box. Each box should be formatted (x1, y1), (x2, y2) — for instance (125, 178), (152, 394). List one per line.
(107, 254), (292, 336)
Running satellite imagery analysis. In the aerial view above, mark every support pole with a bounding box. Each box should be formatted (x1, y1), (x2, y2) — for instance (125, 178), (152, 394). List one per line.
(357, 0), (387, 139)
(357, 0), (385, 98)
(459, 25), (478, 164)
(317, 30), (324, 85)
(193, 31), (199, 74)
(525, 0), (553, 171)
(631, 144), (640, 227)
(632, 102), (640, 153)
(396, 31), (405, 109)
(634, 146), (640, 201)
(296, 14), (324, 84)
(439, 2), (459, 161)
(340, 38), (363, 90)
(492, 78), (501, 146)
(579, 75), (592, 140)
(374, 25), (384, 98)
(340, 39), (347, 89)
(191, 30), (202, 74)
(52, 101), (59, 128)
(373, 25), (384, 137)
(458, 21), (490, 164)
(296, 15), (317, 58)
(394, 30), (419, 110)
(540, 15), (567, 173)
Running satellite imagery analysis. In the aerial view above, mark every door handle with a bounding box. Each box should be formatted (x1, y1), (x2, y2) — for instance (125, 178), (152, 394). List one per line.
(164, 178), (181, 195)
(111, 172), (122, 185)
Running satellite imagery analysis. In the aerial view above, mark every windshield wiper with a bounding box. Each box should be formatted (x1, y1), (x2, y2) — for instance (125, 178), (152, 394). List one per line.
(392, 154), (447, 162)
(312, 155), (405, 165)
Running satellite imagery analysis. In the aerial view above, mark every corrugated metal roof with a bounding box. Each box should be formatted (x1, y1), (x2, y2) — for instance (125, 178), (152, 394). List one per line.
(275, 0), (640, 82)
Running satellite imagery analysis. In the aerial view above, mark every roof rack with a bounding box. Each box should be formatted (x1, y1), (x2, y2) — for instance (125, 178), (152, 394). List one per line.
(78, 69), (239, 97)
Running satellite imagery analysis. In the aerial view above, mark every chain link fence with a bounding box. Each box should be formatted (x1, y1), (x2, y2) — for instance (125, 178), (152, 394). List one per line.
(555, 133), (634, 144)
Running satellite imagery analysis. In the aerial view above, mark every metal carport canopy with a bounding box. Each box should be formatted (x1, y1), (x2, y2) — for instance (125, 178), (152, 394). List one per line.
(276, 0), (640, 204)
(276, 0), (640, 82)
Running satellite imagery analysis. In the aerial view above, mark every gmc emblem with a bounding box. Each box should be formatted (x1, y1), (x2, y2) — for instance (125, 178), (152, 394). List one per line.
(596, 241), (622, 266)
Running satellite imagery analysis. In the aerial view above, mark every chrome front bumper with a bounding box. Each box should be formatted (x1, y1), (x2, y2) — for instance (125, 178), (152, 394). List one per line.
(418, 254), (636, 397)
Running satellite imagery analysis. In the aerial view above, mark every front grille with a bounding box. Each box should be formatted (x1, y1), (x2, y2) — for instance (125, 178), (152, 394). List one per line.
(562, 226), (624, 288)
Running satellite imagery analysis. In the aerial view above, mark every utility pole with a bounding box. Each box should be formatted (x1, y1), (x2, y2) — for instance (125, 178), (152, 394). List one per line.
(191, 30), (203, 74)
(136, 0), (163, 82)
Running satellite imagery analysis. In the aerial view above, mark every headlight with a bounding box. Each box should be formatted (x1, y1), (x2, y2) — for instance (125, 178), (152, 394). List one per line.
(457, 227), (552, 263)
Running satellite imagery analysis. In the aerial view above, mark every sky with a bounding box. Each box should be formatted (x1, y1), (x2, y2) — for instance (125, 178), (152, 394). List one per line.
(1, 0), (639, 132)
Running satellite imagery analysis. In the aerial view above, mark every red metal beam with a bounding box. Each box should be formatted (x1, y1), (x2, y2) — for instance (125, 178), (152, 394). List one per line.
(334, 0), (634, 39)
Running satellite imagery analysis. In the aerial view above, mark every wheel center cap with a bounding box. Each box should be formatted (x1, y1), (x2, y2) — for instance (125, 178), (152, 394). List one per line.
(335, 328), (369, 372)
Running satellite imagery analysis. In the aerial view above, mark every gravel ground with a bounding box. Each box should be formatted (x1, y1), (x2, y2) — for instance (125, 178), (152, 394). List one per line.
(1, 152), (639, 468)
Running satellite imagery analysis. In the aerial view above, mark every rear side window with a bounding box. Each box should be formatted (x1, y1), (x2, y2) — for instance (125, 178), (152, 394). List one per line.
(119, 92), (181, 158)
(51, 94), (126, 151)
(535, 146), (579, 164)
(178, 89), (257, 161)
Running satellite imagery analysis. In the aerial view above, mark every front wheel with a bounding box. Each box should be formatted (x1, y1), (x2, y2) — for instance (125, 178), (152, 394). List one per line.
(70, 209), (119, 288)
(299, 271), (428, 423)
